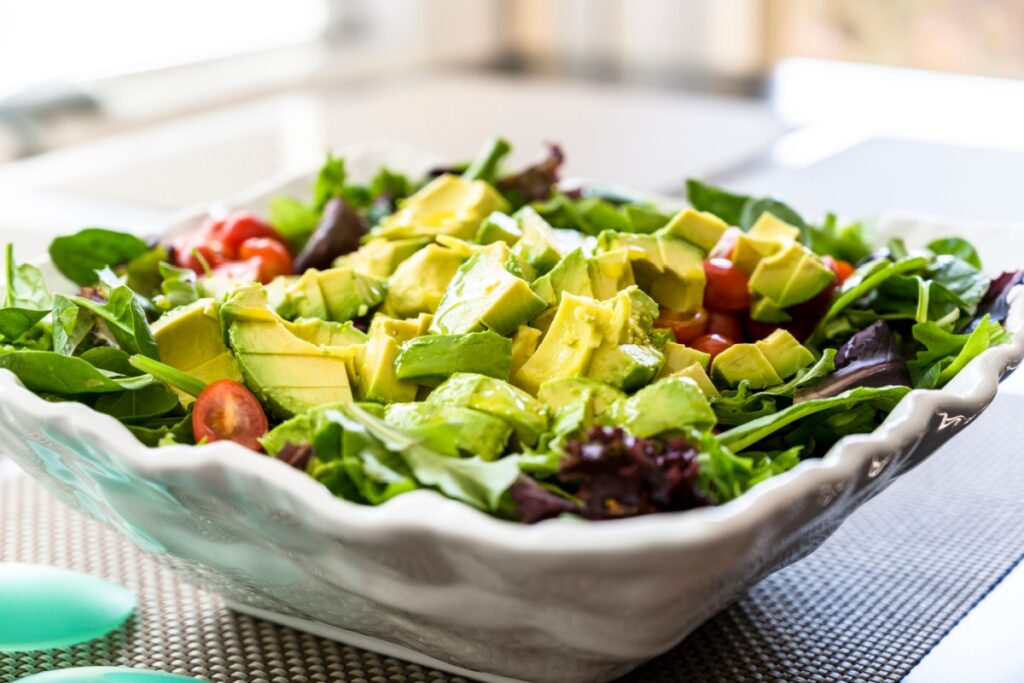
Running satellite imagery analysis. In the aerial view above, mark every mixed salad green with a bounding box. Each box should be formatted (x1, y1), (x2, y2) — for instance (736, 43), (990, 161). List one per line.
(0, 138), (1018, 523)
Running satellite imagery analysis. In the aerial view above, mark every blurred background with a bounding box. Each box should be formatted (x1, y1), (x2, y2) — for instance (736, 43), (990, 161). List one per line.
(1, 0), (1023, 256)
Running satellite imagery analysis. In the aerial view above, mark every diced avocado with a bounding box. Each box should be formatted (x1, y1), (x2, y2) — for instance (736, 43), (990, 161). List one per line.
(670, 363), (719, 398)
(732, 233), (782, 274)
(649, 236), (706, 313)
(650, 327), (674, 350)
(355, 315), (419, 404)
(221, 286), (353, 418)
(749, 212), (801, 242)
(588, 249), (635, 299)
(587, 343), (663, 392)
(749, 243), (835, 308)
(511, 207), (588, 275)
(614, 376), (717, 437)
(616, 286), (659, 342)
(427, 373), (548, 446)
(597, 232), (663, 283)
(337, 237), (428, 277)
(538, 377), (626, 415)
(514, 293), (611, 394)
(374, 174), (509, 240)
(531, 248), (594, 307)
(750, 295), (792, 323)
(510, 325), (542, 377)
(284, 318), (367, 347)
(384, 402), (513, 460)
(658, 208), (728, 251)
(476, 211), (521, 245)
(755, 328), (814, 379)
(659, 341), (711, 375)
(279, 267), (385, 323)
(384, 244), (465, 318)
(152, 298), (242, 402)
(395, 330), (512, 385)
(710, 343), (783, 389)
(430, 252), (546, 335)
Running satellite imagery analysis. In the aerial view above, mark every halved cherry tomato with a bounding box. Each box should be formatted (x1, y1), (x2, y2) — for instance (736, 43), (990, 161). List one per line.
(211, 258), (262, 282)
(173, 238), (226, 274)
(707, 310), (744, 342)
(703, 258), (751, 312)
(193, 379), (269, 451)
(238, 237), (294, 283)
(823, 256), (855, 285)
(654, 307), (708, 344)
(689, 333), (734, 360)
(218, 212), (287, 258)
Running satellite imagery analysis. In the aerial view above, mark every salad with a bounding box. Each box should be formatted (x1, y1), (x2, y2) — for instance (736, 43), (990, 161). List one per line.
(0, 138), (1018, 523)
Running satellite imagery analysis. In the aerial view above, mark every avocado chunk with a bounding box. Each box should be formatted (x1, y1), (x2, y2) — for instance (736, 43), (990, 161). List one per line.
(670, 363), (719, 398)
(514, 292), (611, 394)
(531, 248), (594, 307)
(395, 330), (512, 385)
(384, 244), (465, 317)
(614, 376), (717, 437)
(597, 232), (663, 282)
(475, 211), (521, 245)
(279, 267), (385, 323)
(284, 318), (367, 347)
(588, 249), (635, 299)
(755, 328), (814, 379)
(750, 295), (792, 323)
(152, 298), (242, 401)
(586, 287), (663, 391)
(221, 285), (354, 418)
(658, 208), (728, 251)
(509, 325), (542, 377)
(749, 212), (802, 242)
(427, 373), (548, 446)
(355, 315), (420, 404)
(732, 233), (782, 274)
(337, 237), (428, 277)
(749, 243), (835, 308)
(374, 174), (509, 240)
(384, 402), (513, 460)
(648, 236), (706, 313)
(659, 341), (711, 376)
(710, 343), (783, 389)
(511, 207), (590, 275)
(430, 252), (546, 336)
(538, 377), (626, 415)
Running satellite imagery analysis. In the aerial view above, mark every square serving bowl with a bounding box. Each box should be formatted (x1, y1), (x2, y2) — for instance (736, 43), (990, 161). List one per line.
(1, 143), (1022, 683)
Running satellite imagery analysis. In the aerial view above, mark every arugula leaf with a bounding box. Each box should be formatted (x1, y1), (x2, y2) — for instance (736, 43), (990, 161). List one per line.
(907, 315), (1010, 388)
(71, 285), (158, 359)
(48, 228), (150, 286)
(0, 350), (156, 394)
(719, 385), (911, 452)
(94, 383), (181, 422)
(51, 294), (93, 355)
(928, 237), (982, 269)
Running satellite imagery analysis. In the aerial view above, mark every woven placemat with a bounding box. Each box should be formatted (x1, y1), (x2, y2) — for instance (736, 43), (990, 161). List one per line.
(3, 393), (1024, 683)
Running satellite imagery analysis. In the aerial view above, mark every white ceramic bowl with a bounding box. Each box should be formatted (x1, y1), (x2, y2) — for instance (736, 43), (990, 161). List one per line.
(2, 144), (1022, 683)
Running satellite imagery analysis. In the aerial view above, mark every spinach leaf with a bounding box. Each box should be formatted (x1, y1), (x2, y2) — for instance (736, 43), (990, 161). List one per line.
(127, 411), (194, 447)
(739, 196), (806, 232)
(0, 350), (155, 394)
(51, 295), (93, 355)
(95, 383), (180, 422)
(48, 228), (150, 286)
(71, 285), (159, 359)
(927, 255), (989, 316)
(719, 385), (910, 452)
(927, 237), (982, 269)
(123, 244), (169, 296)
(685, 179), (749, 226)
(81, 346), (139, 375)
(0, 308), (47, 343)
(153, 262), (200, 312)
(128, 354), (207, 397)
(3, 244), (51, 311)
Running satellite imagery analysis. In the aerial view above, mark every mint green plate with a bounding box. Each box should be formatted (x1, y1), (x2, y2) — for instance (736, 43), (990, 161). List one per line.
(15, 668), (197, 683)
(0, 564), (136, 652)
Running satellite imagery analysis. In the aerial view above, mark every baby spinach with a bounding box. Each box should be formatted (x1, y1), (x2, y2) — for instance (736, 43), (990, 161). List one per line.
(94, 383), (180, 422)
(51, 295), (93, 356)
(48, 228), (150, 287)
(3, 244), (51, 311)
(927, 237), (982, 269)
(0, 308), (47, 343)
(153, 262), (200, 312)
(127, 410), (194, 447)
(0, 350), (155, 394)
(71, 285), (158, 359)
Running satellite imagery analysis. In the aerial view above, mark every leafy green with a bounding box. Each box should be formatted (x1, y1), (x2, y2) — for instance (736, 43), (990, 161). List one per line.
(71, 285), (158, 359)
(685, 179), (749, 226)
(694, 430), (802, 503)
(713, 351), (837, 426)
(738, 196), (806, 232)
(806, 213), (872, 264)
(719, 385), (911, 452)
(153, 262), (200, 312)
(907, 315), (1011, 388)
(95, 383), (181, 421)
(314, 153), (349, 210)
(268, 196), (322, 251)
(0, 350), (156, 394)
(127, 410), (194, 447)
(532, 192), (670, 236)
(128, 354), (207, 397)
(0, 308), (47, 343)
(48, 228), (150, 286)
(928, 237), (982, 269)
(51, 294), (93, 355)
(462, 136), (512, 184)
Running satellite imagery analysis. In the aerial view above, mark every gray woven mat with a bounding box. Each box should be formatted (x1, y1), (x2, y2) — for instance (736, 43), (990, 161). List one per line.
(3, 393), (1024, 683)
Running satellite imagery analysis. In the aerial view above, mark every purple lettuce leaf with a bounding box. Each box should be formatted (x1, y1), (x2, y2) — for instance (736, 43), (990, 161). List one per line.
(795, 321), (911, 402)
(968, 269), (1023, 331)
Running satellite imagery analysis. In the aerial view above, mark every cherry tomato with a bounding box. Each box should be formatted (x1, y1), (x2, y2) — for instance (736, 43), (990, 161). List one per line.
(218, 213), (287, 259)
(689, 333), (734, 360)
(211, 258), (262, 282)
(708, 227), (742, 260)
(703, 258), (751, 312)
(654, 307), (708, 344)
(193, 379), (269, 451)
(746, 317), (779, 341)
(707, 310), (744, 342)
(173, 238), (225, 274)
(823, 256), (855, 285)
(238, 237), (294, 283)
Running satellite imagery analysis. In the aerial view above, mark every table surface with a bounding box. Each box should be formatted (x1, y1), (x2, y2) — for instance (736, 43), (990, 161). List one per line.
(0, 70), (1022, 682)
